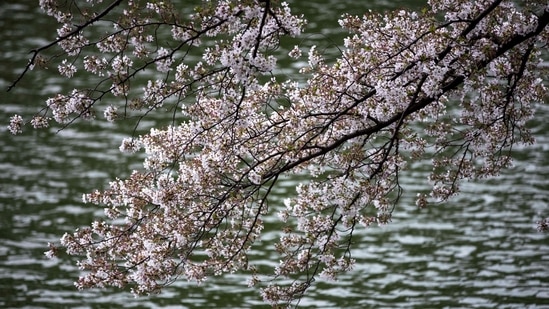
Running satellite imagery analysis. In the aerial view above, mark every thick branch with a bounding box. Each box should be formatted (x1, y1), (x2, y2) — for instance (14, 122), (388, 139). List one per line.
(265, 7), (549, 180)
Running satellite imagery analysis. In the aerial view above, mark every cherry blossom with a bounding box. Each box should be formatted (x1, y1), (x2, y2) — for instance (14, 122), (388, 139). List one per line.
(8, 114), (23, 135)
(6, 0), (549, 307)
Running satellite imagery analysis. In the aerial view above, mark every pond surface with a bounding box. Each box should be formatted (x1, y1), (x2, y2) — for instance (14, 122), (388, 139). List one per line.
(1, 0), (549, 308)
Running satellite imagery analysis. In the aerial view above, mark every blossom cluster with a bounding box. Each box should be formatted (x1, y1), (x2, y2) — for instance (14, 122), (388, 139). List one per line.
(10, 0), (549, 307)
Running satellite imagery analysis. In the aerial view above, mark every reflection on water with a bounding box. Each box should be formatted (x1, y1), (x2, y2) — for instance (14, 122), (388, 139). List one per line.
(1, 0), (549, 308)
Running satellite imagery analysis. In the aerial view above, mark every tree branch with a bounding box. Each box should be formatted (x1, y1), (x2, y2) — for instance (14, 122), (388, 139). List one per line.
(7, 0), (124, 92)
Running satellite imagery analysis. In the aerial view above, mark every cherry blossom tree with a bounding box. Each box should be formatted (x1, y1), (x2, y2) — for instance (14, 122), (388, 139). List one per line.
(7, 0), (549, 307)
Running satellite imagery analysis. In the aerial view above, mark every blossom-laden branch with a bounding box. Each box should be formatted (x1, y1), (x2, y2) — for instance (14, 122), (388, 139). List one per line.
(7, 0), (549, 307)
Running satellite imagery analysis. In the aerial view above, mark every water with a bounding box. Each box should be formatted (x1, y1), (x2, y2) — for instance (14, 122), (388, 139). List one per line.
(1, 1), (549, 308)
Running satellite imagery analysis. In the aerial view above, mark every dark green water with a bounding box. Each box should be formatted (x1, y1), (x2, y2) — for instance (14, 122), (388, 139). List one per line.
(1, 1), (549, 308)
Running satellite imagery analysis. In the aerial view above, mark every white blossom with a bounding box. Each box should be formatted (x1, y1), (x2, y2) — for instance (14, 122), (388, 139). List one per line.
(103, 105), (118, 122)
(8, 114), (23, 134)
(58, 59), (77, 77)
